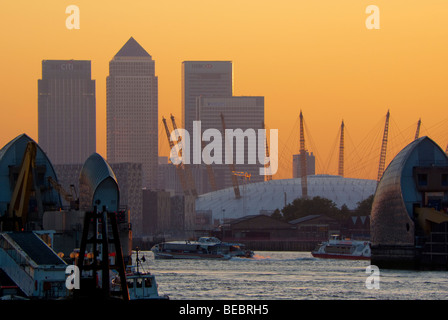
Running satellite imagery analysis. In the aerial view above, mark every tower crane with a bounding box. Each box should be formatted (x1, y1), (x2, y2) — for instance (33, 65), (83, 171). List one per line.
(162, 117), (191, 197)
(299, 110), (308, 198)
(221, 113), (241, 199)
(232, 171), (251, 180)
(338, 120), (345, 177)
(377, 110), (390, 183)
(170, 114), (198, 198)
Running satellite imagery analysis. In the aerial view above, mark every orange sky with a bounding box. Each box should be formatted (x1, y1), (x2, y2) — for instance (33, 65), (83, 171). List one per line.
(0, 0), (447, 180)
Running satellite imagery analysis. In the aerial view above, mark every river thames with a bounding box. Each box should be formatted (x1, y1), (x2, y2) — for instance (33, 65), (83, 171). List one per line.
(135, 251), (448, 300)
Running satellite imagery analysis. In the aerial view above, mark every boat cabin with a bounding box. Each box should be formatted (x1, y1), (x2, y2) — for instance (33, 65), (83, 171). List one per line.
(126, 274), (160, 300)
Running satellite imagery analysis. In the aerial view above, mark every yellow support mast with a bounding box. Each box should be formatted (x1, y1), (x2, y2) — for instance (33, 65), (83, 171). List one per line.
(299, 110), (308, 198)
(262, 121), (272, 181)
(338, 120), (345, 177)
(414, 118), (421, 140)
(377, 110), (390, 183)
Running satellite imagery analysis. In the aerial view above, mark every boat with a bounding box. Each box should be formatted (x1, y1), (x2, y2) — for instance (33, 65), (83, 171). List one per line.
(227, 242), (254, 258)
(151, 237), (253, 260)
(111, 248), (169, 300)
(311, 234), (371, 260)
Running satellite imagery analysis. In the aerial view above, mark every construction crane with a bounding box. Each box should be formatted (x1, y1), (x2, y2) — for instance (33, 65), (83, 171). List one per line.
(377, 110), (390, 183)
(299, 110), (308, 198)
(232, 171), (252, 180)
(47, 176), (79, 210)
(170, 114), (198, 198)
(162, 117), (191, 197)
(338, 120), (345, 177)
(262, 121), (272, 181)
(4, 141), (42, 231)
(221, 113), (241, 199)
(415, 118), (421, 140)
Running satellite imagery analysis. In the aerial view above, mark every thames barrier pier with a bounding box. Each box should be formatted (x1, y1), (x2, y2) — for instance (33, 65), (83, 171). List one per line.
(371, 136), (448, 270)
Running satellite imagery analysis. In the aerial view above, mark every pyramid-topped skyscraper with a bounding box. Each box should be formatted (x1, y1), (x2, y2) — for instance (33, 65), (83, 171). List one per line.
(107, 37), (158, 192)
(114, 37), (152, 58)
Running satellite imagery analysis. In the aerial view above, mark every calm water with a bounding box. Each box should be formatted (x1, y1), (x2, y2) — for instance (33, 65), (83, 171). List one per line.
(134, 251), (448, 300)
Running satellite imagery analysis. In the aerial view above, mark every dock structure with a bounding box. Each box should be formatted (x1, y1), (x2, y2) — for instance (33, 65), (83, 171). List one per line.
(0, 231), (68, 299)
(0, 135), (132, 299)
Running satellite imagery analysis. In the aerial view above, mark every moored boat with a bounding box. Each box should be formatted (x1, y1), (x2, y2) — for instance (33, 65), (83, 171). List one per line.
(311, 234), (371, 260)
(111, 248), (169, 300)
(151, 237), (253, 260)
(227, 242), (254, 258)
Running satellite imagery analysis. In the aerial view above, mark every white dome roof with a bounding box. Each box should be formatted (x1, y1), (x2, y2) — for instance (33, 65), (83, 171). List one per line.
(196, 175), (377, 221)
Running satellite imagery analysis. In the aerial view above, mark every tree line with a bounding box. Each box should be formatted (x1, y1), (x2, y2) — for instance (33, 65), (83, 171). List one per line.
(271, 194), (374, 222)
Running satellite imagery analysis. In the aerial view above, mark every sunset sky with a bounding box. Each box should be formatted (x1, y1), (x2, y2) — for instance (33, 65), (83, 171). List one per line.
(0, 0), (447, 180)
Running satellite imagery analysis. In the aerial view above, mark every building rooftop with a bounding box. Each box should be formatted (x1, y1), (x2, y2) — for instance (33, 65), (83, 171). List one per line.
(114, 37), (151, 58)
(289, 215), (323, 224)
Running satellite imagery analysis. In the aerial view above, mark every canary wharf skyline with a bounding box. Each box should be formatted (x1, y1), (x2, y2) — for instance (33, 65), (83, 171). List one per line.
(1, 1), (447, 180)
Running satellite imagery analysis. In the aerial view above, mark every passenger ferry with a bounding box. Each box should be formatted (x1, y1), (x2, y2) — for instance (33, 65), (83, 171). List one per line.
(151, 237), (253, 260)
(311, 235), (371, 260)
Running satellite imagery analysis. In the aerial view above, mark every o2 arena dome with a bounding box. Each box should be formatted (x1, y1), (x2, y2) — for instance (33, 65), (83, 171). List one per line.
(196, 175), (377, 221)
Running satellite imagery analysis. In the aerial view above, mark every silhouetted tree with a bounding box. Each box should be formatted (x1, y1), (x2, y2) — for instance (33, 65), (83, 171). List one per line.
(272, 195), (375, 222)
(340, 203), (351, 215)
(354, 194), (374, 216)
(279, 196), (340, 222)
(271, 208), (282, 221)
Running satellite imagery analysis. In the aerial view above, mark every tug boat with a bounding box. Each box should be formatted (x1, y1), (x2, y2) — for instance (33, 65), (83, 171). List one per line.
(111, 248), (169, 300)
(311, 235), (371, 260)
(151, 237), (253, 260)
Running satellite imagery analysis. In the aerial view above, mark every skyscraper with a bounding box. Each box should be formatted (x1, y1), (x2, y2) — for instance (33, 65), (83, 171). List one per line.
(182, 61), (233, 144)
(181, 61), (233, 193)
(38, 60), (96, 165)
(107, 37), (158, 189)
(197, 96), (265, 190)
(293, 152), (316, 178)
